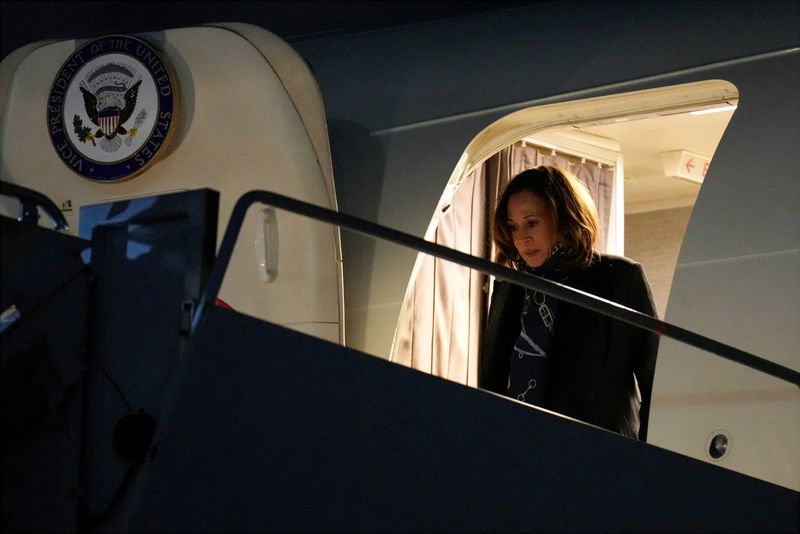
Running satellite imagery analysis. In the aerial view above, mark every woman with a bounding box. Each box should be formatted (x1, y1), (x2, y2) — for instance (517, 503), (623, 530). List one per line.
(479, 166), (659, 441)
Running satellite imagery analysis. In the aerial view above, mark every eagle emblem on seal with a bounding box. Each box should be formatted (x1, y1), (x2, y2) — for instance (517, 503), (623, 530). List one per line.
(73, 62), (147, 153)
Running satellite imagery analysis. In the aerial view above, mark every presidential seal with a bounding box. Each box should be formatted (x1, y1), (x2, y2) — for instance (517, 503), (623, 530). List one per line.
(47, 34), (176, 182)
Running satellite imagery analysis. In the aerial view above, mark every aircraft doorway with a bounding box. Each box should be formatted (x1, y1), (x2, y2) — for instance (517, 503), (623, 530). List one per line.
(390, 80), (738, 385)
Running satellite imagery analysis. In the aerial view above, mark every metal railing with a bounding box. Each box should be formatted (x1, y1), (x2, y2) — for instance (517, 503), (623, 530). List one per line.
(195, 190), (800, 387)
(0, 181), (69, 231)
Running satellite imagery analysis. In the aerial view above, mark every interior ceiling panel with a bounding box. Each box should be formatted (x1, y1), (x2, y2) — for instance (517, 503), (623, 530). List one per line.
(576, 109), (735, 213)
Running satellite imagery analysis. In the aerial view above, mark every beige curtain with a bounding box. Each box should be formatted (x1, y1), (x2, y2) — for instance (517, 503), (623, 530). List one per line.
(390, 143), (613, 384)
(390, 144), (536, 384)
(389, 164), (484, 384)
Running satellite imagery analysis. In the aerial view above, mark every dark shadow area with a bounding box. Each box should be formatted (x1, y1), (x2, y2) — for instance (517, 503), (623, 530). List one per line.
(1, 1), (545, 60)
(328, 119), (385, 348)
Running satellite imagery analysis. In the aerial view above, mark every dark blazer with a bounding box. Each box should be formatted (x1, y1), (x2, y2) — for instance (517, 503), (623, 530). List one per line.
(479, 254), (659, 441)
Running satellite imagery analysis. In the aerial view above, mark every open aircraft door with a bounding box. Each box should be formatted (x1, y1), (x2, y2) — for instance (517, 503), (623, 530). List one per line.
(0, 23), (344, 343)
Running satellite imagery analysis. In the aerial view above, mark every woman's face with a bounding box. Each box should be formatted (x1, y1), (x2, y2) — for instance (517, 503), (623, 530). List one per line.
(506, 190), (559, 268)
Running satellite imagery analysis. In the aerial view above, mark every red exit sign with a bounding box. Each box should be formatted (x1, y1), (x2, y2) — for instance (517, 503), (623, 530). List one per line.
(660, 150), (711, 184)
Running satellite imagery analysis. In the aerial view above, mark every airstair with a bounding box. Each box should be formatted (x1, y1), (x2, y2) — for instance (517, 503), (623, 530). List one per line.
(2, 183), (797, 532)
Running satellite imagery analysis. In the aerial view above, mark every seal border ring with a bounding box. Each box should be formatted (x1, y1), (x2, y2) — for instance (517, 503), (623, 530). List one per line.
(47, 33), (177, 183)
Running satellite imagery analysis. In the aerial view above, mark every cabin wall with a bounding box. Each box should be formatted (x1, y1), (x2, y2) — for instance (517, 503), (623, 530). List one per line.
(625, 206), (694, 318)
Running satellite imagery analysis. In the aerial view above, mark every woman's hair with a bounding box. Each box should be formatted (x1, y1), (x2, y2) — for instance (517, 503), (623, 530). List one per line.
(492, 166), (599, 269)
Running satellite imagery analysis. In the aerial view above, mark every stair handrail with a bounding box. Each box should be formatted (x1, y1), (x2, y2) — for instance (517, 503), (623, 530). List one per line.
(193, 190), (800, 388)
(0, 180), (69, 231)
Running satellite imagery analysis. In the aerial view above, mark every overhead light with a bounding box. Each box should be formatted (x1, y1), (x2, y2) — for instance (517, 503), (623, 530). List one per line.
(690, 104), (738, 116)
